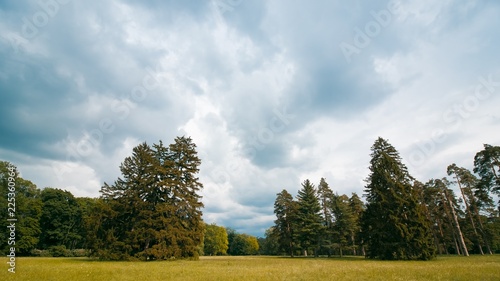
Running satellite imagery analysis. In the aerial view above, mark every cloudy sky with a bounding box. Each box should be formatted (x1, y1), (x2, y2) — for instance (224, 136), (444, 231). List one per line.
(1, 0), (499, 236)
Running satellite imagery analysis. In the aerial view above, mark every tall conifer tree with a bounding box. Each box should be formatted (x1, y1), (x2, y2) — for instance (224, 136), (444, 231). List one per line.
(296, 179), (323, 257)
(167, 136), (205, 258)
(317, 178), (335, 256)
(273, 189), (298, 257)
(92, 137), (204, 260)
(361, 137), (436, 260)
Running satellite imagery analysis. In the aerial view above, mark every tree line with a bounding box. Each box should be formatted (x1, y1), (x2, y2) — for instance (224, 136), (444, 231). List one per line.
(202, 223), (259, 256)
(0, 136), (256, 260)
(263, 138), (500, 260)
(2, 136), (499, 261)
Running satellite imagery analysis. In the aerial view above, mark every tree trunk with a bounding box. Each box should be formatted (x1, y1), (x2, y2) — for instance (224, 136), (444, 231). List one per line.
(441, 191), (461, 255)
(351, 233), (357, 256)
(420, 196), (441, 255)
(468, 190), (493, 255)
(436, 217), (449, 254)
(476, 217), (493, 255)
(443, 188), (469, 256)
(361, 239), (366, 256)
(456, 178), (484, 255)
(451, 227), (461, 255)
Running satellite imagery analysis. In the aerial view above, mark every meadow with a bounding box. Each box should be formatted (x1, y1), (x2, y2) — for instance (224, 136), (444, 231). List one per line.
(2, 255), (499, 281)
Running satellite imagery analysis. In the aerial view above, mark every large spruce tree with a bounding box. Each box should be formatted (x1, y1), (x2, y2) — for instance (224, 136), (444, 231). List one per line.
(348, 193), (365, 256)
(361, 137), (436, 260)
(296, 179), (323, 257)
(92, 136), (204, 260)
(273, 189), (298, 257)
(331, 194), (356, 257)
(317, 178), (335, 256)
(167, 136), (205, 258)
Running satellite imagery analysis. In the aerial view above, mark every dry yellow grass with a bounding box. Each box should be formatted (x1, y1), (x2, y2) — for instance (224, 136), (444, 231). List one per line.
(2, 255), (499, 281)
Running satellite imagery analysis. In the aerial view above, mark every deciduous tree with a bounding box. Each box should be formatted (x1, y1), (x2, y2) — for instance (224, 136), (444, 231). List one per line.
(204, 223), (228, 256)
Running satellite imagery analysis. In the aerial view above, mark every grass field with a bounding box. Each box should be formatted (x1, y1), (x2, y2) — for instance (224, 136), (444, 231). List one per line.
(2, 255), (499, 281)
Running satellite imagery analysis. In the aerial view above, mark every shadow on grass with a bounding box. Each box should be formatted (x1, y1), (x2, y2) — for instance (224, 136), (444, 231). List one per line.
(271, 255), (367, 261)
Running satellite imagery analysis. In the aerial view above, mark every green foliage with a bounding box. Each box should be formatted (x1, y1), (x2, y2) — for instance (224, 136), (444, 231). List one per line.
(447, 164), (493, 254)
(362, 137), (436, 260)
(29, 249), (52, 257)
(421, 178), (469, 255)
(244, 234), (260, 255)
(273, 189), (299, 256)
(227, 228), (259, 255)
(13, 178), (43, 255)
(90, 136), (204, 260)
(203, 223), (228, 255)
(474, 144), (500, 210)
(296, 179), (323, 256)
(484, 216), (500, 253)
(0, 162), (43, 255)
(273, 180), (365, 257)
(348, 193), (365, 255)
(39, 188), (82, 249)
(317, 178), (335, 256)
(331, 194), (356, 257)
(259, 227), (280, 255)
(48, 245), (73, 257)
(3, 138), (499, 262)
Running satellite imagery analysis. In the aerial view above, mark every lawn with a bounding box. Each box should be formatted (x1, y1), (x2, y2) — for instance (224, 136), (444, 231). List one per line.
(2, 255), (499, 281)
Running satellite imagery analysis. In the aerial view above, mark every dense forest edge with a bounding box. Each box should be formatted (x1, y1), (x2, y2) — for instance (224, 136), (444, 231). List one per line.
(1, 136), (499, 261)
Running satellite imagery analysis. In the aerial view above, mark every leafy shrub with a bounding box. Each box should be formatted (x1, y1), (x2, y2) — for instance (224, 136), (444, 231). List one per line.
(30, 249), (52, 257)
(71, 249), (89, 257)
(48, 245), (73, 257)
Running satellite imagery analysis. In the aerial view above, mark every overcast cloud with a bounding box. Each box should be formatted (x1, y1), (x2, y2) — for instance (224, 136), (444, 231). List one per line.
(1, 0), (499, 236)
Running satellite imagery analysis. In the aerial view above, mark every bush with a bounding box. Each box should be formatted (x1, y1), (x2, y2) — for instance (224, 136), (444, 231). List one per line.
(30, 249), (52, 257)
(48, 245), (73, 257)
(72, 249), (89, 257)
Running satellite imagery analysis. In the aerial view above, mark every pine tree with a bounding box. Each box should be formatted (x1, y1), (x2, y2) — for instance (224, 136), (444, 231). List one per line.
(474, 144), (500, 213)
(317, 178), (335, 256)
(331, 194), (356, 257)
(447, 164), (491, 255)
(361, 137), (436, 260)
(437, 178), (469, 256)
(167, 136), (205, 259)
(273, 189), (298, 257)
(296, 179), (323, 257)
(92, 137), (204, 260)
(348, 193), (365, 255)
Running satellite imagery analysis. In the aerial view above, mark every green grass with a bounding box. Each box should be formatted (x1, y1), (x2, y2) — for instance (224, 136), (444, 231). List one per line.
(2, 255), (499, 281)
